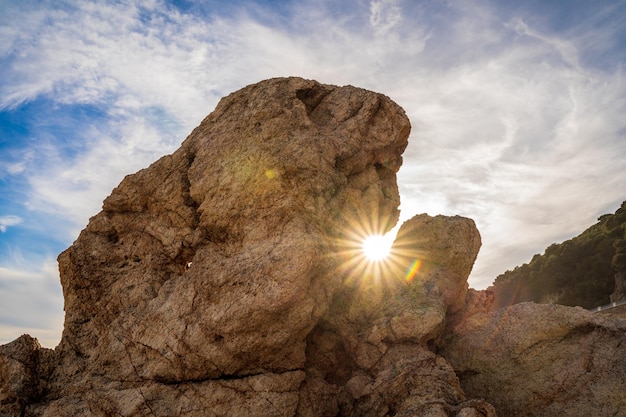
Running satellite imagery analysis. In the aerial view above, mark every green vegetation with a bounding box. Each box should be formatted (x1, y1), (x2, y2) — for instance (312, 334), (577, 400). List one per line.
(490, 201), (626, 310)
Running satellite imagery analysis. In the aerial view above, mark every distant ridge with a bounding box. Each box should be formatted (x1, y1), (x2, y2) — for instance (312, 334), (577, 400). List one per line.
(489, 200), (626, 310)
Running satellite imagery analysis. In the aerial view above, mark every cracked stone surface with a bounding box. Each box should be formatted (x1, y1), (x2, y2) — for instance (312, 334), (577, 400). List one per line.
(3, 77), (624, 417)
(441, 302), (626, 417)
(1, 78), (499, 416)
(296, 213), (493, 417)
(55, 77), (410, 389)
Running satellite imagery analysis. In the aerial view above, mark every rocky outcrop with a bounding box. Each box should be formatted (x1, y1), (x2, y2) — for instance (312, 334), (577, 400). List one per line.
(298, 214), (492, 416)
(3, 77), (623, 417)
(55, 77), (410, 387)
(441, 302), (626, 417)
(0, 78), (496, 416)
(0, 335), (53, 416)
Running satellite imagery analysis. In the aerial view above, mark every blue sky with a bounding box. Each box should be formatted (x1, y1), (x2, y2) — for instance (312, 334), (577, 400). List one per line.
(1, 0), (625, 347)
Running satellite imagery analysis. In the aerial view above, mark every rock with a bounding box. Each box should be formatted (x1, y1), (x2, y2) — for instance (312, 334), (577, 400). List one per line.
(1, 77), (496, 416)
(30, 371), (305, 417)
(297, 213), (493, 416)
(441, 302), (626, 417)
(9, 76), (624, 417)
(392, 214), (482, 314)
(0, 335), (44, 416)
(56, 76), (410, 386)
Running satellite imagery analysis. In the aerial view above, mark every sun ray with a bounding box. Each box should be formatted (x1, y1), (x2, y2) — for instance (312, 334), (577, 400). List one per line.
(328, 209), (420, 290)
(362, 234), (393, 261)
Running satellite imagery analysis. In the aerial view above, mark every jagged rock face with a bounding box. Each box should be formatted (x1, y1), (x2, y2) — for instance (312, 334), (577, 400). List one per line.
(3, 77), (625, 417)
(57, 77), (410, 385)
(0, 335), (45, 415)
(0, 78), (502, 417)
(441, 302), (626, 417)
(298, 214), (493, 417)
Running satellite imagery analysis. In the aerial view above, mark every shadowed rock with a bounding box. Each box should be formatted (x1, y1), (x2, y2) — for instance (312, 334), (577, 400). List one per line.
(298, 214), (492, 417)
(441, 302), (626, 417)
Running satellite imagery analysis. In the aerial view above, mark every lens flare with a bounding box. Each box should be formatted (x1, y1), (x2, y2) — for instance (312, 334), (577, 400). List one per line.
(404, 259), (421, 282)
(362, 235), (392, 261)
(330, 209), (416, 288)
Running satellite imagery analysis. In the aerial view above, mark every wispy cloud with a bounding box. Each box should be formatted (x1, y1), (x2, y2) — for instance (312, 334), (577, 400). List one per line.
(509, 18), (582, 71)
(377, 1), (626, 285)
(1, 0), (432, 233)
(0, 215), (22, 232)
(0, 0), (222, 124)
(369, 0), (402, 35)
(25, 110), (182, 238)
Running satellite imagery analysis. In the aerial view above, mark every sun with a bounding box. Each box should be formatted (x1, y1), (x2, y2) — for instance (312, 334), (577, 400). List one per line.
(362, 234), (392, 261)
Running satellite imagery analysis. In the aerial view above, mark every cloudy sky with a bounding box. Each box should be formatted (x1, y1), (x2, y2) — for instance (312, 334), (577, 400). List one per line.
(1, 0), (625, 347)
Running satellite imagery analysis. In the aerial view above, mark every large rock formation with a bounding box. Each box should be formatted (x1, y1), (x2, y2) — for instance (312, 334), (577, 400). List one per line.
(0, 78), (495, 416)
(56, 76), (410, 386)
(2, 77), (624, 417)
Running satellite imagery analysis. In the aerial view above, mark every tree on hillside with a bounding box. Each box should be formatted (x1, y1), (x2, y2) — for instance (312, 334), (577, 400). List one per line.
(490, 200), (626, 310)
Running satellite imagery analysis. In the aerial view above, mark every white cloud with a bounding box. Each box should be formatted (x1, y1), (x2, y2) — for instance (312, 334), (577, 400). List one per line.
(369, 0), (402, 35)
(0, 215), (22, 232)
(386, 6), (626, 287)
(25, 112), (181, 237)
(0, 0), (223, 127)
(0, 260), (64, 348)
(510, 18), (582, 71)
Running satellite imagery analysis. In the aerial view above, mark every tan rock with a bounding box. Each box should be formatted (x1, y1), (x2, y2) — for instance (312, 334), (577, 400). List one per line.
(298, 213), (493, 417)
(1, 78), (496, 416)
(2, 77), (415, 416)
(392, 214), (482, 314)
(33, 371), (304, 417)
(441, 302), (626, 417)
(0, 335), (44, 416)
(56, 77), (410, 386)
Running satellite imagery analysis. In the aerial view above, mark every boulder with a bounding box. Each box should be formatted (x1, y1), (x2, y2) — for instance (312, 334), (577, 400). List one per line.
(56, 76), (409, 386)
(441, 302), (626, 417)
(0, 335), (47, 416)
(0, 77), (495, 416)
(297, 213), (493, 416)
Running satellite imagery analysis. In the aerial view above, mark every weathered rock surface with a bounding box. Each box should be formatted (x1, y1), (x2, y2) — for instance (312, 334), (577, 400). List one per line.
(298, 214), (494, 417)
(0, 78), (496, 416)
(441, 302), (626, 417)
(5, 77), (623, 417)
(0, 335), (50, 416)
(57, 77), (409, 386)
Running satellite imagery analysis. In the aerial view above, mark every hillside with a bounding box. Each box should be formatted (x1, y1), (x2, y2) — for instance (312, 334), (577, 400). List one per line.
(490, 200), (626, 310)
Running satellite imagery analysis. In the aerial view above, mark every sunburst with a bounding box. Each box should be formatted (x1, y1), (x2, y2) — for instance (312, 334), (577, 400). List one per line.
(329, 210), (425, 289)
(361, 234), (392, 261)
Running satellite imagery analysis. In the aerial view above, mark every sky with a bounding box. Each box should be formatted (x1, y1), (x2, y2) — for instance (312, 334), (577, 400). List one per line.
(1, 0), (625, 348)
